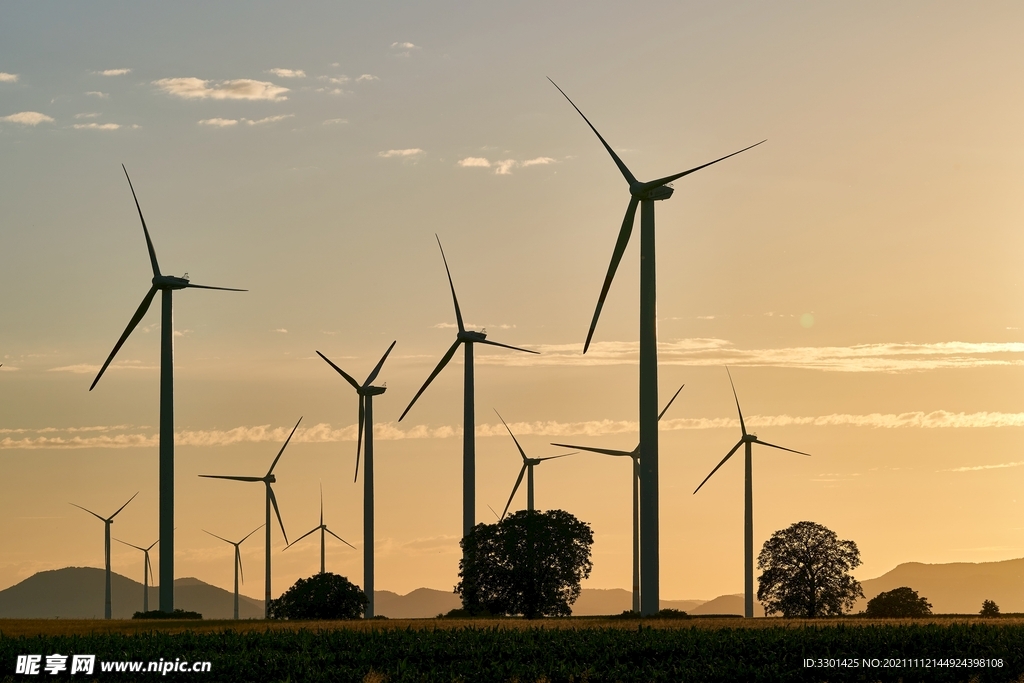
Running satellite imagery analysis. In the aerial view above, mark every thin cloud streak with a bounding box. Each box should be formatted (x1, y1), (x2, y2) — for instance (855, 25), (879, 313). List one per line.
(1, 112), (54, 125)
(153, 77), (289, 101)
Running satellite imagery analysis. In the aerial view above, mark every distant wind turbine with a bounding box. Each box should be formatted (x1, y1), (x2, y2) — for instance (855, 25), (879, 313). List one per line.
(550, 79), (762, 615)
(399, 236), (538, 543)
(495, 410), (576, 519)
(203, 525), (263, 620)
(693, 369), (810, 618)
(114, 537), (158, 613)
(552, 383), (683, 613)
(90, 166), (245, 614)
(70, 492), (138, 619)
(285, 483), (356, 575)
(200, 417), (300, 618)
(317, 342), (394, 618)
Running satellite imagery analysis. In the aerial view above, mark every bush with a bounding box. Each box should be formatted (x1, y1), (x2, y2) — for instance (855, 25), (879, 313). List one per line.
(267, 572), (368, 620)
(980, 600), (1001, 617)
(864, 587), (932, 618)
(132, 609), (202, 620)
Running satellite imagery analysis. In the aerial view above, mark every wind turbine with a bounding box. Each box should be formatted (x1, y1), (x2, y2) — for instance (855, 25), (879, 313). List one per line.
(199, 417), (300, 618)
(90, 166), (245, 614)
(693, 369), (810, 618)
(495, 410), (576, 518)
(203, 525), (263, 620)
(114, 537), (158, 613)
(552, 383), (683, 613)
(399, 236), (538, 543)
(70, 492), (138, 619)
(286, 484), (356, 575)
(317, 342), (393, 618)
(550, 79), (763, 615)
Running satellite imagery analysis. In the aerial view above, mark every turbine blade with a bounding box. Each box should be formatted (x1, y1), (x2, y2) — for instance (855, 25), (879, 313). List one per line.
(436, 235), (465, 333)
(284, 526), (319, 549)
(239, 524), (265, 544)
(203, 529), (234, 545)
(398, 339), (461, 421)
(236, 547), (244, 585)
(325, 527), (357, 550)
(363, 340), (397, 388)
(547, 79), (638, 186)
(268, 486), (288, 545)
(584, 196), (639, 354)
(122, 165), (161, 278)
(477, 339), (539, 354)
(267, 416), (302, 477)
(316, 351), (361, 391)
(726, 367), (747, 437)
(146, 539), (159, 551)
(183, 283), (247, 292)
(487, 504), (500, 521)
(110, 491), (139, 519)
(90, 286), (158, 391)
(640, 140), (766, 191)
(354, 396), (364, 483)
(199, 475), (262, 483)
(755, 439), (811, 457)
(114, 538), (145, 551)
(145, 553), (153, 585)
(658, 384), (685, 421)
(494, 409), (529, 463)
(537, 452), (577, 461)
(501, 465), (528, 520)
(550, 443), (632, 457)
(70, 503), (106, 522)
(319, 483), (324, 526)
(693, 440), (744, 495)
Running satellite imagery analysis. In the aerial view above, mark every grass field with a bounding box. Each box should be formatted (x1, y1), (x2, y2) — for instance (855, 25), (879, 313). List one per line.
(3, 617), (1024, 682)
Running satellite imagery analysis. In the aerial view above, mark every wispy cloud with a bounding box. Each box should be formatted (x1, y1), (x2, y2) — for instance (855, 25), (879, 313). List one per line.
(356, 74), (379, 82)
(198, 114), (294, 127)
(72, 122), (120, 130)
(96, 68), (131, 76)
(267, 68), (305, 78)
(391, 41), (418, 50)
(457, 156), (557, 175)
(85, 91), (108, 98)
(199, 118), (238, 127)
(433, 322), (515, 330)
(273, 328), (288, 333)
(244, 114), (293, 125)
(1, 112), (54, 126)
(945, 460), (1024, 472)
(0, 73), (19, 83)
(379, 148), (424, 158)
(321, 76), (350, 85)
(153, 77), (289, 101)
(47, 360), (155, 374)
(323, 118), (348, 125)
(74, 112), (101, 119)
(521, 156), (556, 167)
(458, 157), (491, 168)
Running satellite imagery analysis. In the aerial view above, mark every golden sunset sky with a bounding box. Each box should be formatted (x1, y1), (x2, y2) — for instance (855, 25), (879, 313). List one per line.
(1, 1), (1023, 603)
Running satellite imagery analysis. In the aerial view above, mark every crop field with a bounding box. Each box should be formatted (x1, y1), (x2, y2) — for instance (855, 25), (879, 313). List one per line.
(3, 618), (1024, 682)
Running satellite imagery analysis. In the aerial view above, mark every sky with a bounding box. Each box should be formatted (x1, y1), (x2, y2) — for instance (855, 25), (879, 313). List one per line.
(2, 1), (1023, 604)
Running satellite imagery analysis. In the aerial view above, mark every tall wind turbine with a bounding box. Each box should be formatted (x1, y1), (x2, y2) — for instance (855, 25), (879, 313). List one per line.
(317, 342), (394, 618)
(286, 484), (356, 575)
(693, 369), (810, 618)
(552, 383), (683, 613)
(204, 525), (263, 620)
(90, 166), (245, 614)
(399, 236), (538, 542)
(495, 410), (575, 518)
(550, 79), (763, 615)
(200, 417), (300, 618)
(71, 492), (138, 619)
(114, 537), (157, 613)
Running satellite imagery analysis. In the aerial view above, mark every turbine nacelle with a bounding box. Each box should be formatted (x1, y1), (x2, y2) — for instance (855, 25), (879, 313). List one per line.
(153, 274), (191, 290)
(264, 474), (276, 484)
(458, 330), (487, 343)
(631, 183), (674, 201)
(362, 385), (387, 397)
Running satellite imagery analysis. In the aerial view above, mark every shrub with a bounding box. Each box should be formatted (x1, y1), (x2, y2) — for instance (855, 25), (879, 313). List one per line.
(267, 572), (367, 620)
(132, 609), (202, 620)
(864, 587), (932, 618)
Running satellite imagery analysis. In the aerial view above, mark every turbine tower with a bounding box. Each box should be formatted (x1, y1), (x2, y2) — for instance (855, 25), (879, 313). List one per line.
(286, 484), (356, 575)
(200, 417), (300, 618)
(399, 236), (537, 542)
(550, 79), (762, 615)
(70, 492), (138, 619)
(494, 410), (575, 518)
(90, 166), (245, 614)
(114, 537), (158, 613)
(552, 383), (683, 613)
(317, 342), (394, 618)
(693, 369), (810, 618)
(203, 525), (262, 620)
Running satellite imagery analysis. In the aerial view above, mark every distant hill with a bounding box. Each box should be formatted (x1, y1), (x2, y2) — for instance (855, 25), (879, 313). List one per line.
(856, 558), (1024, 614)
(569, 588), (706, 616)
(375, 588), (461, 618)
(690, 594), (766, 617)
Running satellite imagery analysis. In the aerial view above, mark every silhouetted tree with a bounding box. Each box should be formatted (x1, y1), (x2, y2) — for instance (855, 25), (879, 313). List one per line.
(267, 572), (367, 620)
(864, 587), (932, 617)
(980, 599), (1001, 617)
(757, 521), (864, 617)
(456, 509), (594, 618)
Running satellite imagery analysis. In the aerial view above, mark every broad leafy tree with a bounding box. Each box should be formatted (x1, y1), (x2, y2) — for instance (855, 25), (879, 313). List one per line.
(268, 572), (368, 620)
(756, 521), (864, 617)
(456, 509), (594, 618)
(864, 587), (932, 617)
(980, 599), (1001, 617)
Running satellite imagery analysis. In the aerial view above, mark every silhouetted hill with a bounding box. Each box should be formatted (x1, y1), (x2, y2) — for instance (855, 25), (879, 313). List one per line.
(568, 588), (706, 616)
(375, 588), (461, 618)
(856, 558), (1024, 614)
(690, 594), (766, 617)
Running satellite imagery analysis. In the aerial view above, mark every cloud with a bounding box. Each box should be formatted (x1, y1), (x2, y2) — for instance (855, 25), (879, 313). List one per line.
(477, 338), (1024, 373)
(72, 122), (120, 130)
(458, 157), (491, 168)
(1, 112), (54, 126)
(457, 156), (557, 175)
(356, 74), (379, 82)
(945, 460), (1024, 472)
(323, 118), (348, 125)
(379, 148), (424, 158)
(244, 114), (293, 125)
(48, 360), (155, 374)
(199, 118), (238, 127)
(521, 156), (556, 167)
(494, 159), (516, 175)
(274, 328), (288, 333)
(0, 73), (18, 83)
(153, 77), (289, 101)
(321, 76), (350, 85)
(97, 68), (131, 76)
(85, 91), (108, 98)
(198, 115), (293, 127)
(74, 112), (101, 119)
(391, 42), (418, 49)
(267, 68), (305, 78)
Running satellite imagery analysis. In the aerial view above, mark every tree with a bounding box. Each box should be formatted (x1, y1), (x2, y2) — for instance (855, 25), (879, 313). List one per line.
(267, 572), (368, 620)
(980, 599), (1001, 617)
(756, 521), (864, 617)
(864, 587), (932, 618)
(456, 509), (594, 618)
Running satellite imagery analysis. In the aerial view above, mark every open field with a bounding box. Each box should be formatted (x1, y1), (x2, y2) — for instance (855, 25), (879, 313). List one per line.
(4, 618), (1024, 682)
